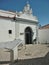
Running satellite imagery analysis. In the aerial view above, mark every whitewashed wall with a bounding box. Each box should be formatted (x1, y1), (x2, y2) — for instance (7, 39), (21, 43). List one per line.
(0, 18), (15, 42)
(15, 22), (19, 39)
(0, 18), (38, 43)
(13, 46), (18, 60)
(19, 22), (37, 44)
(38, 29), (49, 43)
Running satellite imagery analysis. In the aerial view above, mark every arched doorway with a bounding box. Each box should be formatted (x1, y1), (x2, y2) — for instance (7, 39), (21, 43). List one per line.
(25, 27), (33, 44)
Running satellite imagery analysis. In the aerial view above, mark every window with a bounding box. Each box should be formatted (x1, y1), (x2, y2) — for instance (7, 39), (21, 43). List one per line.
(8, 30), (12, 34)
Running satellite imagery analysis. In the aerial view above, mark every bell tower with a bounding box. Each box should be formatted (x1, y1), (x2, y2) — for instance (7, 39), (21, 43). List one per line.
(23, 1), (33, 15)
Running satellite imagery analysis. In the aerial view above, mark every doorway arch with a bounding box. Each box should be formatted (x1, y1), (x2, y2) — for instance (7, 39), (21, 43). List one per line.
(25, 27), (33, 44)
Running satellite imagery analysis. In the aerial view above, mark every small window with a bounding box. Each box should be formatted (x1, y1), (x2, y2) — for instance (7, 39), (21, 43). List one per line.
(8, 30), (12, 34)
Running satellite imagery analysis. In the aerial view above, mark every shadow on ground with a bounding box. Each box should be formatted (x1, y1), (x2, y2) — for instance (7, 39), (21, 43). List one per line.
(13, 52), (49, 65)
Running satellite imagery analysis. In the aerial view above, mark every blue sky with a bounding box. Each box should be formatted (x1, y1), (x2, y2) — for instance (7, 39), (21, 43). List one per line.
(0, 0), (49, 26)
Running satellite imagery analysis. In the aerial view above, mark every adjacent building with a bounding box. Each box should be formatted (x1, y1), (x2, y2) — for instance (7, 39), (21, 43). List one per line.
(38, 24), (49, 44)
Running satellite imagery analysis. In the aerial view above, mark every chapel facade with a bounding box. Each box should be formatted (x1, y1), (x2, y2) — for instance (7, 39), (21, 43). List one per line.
(0, 2), (38, 44)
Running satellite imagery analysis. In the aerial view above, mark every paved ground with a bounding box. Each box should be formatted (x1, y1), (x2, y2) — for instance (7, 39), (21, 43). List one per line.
(13, 44), (49, 65)
(0, 44), (49, 65)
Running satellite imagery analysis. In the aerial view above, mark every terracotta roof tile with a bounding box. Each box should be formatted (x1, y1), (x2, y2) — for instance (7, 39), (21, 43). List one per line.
(39, 24), (49, 29)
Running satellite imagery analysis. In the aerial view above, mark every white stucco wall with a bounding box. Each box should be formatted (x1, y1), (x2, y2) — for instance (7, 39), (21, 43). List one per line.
(0, 46), (18, 62)
(0, 18), (15, 42)
(15, 22), (19, 39)
(0, 49), (11, 61)
(0, 18), (38, 43)
(38, 29), (49, 43)
(18, 22), (37, 44)
(13, 46), (18, 60)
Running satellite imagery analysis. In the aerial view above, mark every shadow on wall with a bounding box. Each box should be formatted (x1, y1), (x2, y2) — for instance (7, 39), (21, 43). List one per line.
(33, 38), (37, 44)
(14, 52), (49, 65)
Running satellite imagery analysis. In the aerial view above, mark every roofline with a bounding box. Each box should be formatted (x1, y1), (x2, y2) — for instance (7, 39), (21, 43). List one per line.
(16, 17), (38, 24)
(39, 28), (49, 30)
(39, 24), (49, 29)
(0, 16), (39, 24)
(0, 16), (14, 19)
(0, 10), (16, 15)
(42, 24), (49, 27)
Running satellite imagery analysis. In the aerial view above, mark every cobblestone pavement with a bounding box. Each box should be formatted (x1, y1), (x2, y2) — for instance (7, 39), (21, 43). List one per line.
(13, 44), (49, 65)
(0, 44), (49, 65)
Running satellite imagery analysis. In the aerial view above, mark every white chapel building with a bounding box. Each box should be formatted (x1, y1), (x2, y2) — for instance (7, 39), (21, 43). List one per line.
(0, 3), (38, 44)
